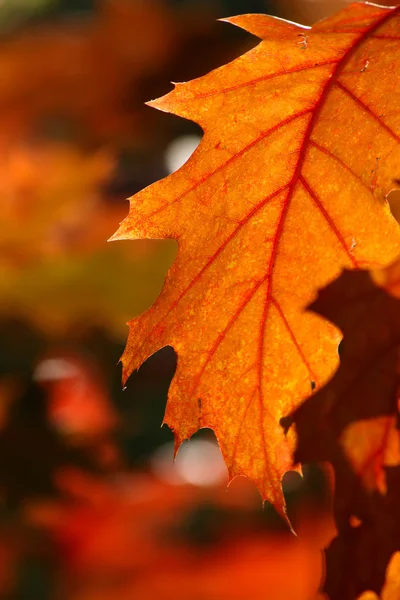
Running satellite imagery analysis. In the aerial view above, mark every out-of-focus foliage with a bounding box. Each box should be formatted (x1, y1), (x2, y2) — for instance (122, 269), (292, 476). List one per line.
(0, 344), (333, 600)
(0, 0), (257, 338)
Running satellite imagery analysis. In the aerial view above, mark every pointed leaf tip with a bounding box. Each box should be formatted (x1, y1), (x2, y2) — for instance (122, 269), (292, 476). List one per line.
(219, 13), (306, 39)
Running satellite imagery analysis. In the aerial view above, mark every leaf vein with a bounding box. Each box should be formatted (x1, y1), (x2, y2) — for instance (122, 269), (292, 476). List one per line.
(144, 109), (311, 222)
(230, 386), (258, 468)
(187, 272), (270, 407)
(271, 296), (319, 386)
(126, 184), (289, 375)
(300, 174), (359, 267)
(336, 80), (400, 142)
(309, 140), (371, 192)
(190, 59), (339, 100)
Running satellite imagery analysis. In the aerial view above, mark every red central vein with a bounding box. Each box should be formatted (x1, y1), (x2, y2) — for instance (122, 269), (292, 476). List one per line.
(256, 7), (399, 420)
(187, 272), (275, 410)
(129, 7), (400, 411)
(127, 183), (290, 374)
(145, 109), (310, 222)
(160, 185), (288, 320)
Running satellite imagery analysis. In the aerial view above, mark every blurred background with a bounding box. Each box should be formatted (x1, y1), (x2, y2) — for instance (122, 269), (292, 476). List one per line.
(0, 1), (394, 598)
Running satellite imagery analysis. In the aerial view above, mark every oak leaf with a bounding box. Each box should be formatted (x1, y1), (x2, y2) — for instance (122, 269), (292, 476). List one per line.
(285, 261), (400, 492)
(285, 258), (400, 598)
(112, 3), (400, 514)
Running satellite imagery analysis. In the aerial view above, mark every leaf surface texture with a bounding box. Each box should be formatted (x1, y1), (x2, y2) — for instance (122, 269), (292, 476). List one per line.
(112, 3), (400, 513)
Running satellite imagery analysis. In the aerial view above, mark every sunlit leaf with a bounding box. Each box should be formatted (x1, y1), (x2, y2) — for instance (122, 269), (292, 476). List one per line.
(112, 3), (400, 514)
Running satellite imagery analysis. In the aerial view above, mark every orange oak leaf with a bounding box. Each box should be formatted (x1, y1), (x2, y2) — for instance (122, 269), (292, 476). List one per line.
(111, 3), (400, 514)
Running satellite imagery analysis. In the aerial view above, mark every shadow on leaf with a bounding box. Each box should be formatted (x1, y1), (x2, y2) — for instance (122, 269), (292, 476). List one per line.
(283, 260), (400, 600)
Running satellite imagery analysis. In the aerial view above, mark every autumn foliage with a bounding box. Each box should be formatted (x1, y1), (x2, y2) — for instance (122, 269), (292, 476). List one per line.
(4, 1), (400, 599)
(109, 1), (400, 598)
(114, 3), (400, 509)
